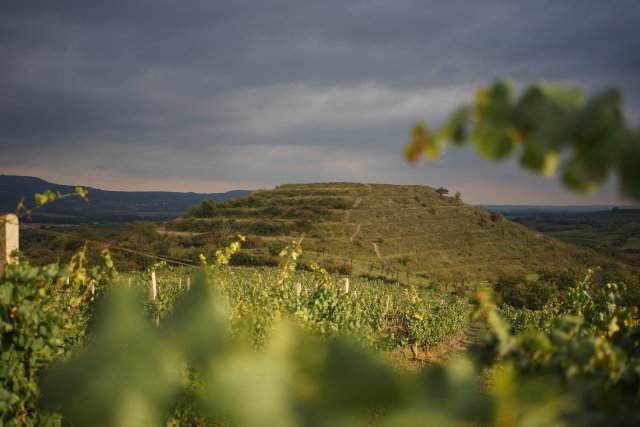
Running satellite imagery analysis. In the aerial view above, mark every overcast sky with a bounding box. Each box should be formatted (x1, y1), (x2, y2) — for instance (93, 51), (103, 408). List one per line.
(1, 0), (639, 204)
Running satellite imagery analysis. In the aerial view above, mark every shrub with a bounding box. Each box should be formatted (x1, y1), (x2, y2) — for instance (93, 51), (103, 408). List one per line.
(267, 240), (288, 257)
(230, 251), (278, 267)
(242, 235), (264, 249)
(320, 261), (352, 275)
(189, 200), (220, 217)
(494, 272), (561, 310)
(490, 212), (503, 222)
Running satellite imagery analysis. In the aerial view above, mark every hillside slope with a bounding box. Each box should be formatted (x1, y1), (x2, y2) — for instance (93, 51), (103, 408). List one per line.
(168, 183), (600, 284)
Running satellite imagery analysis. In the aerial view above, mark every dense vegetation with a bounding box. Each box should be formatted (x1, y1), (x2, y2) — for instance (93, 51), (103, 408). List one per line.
(3, 234), (640, 426)
(492, 265), (640, 309)
(1, 238), (472, 426)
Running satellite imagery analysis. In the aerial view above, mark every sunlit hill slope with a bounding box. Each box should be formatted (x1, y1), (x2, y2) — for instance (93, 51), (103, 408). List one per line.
(167, 183), (598, 285)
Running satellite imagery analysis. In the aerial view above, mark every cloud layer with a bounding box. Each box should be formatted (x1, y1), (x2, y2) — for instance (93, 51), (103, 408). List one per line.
(1, 0), (639, 203)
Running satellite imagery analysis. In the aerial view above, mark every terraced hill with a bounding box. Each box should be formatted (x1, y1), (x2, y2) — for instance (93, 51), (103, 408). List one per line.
(168, 183), (599, 285)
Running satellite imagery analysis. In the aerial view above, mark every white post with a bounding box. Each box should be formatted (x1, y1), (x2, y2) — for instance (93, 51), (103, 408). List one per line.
(151, 271), (157, 301)
(187, 277), (191, 291)
(90, 281), (95, 301)
(295, 282), (302, 301)
(0, 214), (19, 276)
(128, 277), (131, 288)
(179, 277), (182, 290)
(341, 278), (349, 294)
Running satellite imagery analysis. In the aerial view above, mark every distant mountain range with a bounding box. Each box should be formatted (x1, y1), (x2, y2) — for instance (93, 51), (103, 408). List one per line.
(0, 175), (251, 223)
(482, 204), (640, 215)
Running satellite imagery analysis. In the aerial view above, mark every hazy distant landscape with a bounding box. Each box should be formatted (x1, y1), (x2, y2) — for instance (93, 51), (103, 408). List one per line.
(0, 175), (250, 222)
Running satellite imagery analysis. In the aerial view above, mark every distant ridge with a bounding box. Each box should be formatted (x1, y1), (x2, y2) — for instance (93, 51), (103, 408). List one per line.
(483, 205), (640, 214)
(0, 175), (251, 222)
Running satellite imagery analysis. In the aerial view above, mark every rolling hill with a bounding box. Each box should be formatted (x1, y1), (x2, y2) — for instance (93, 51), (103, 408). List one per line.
(0, 175), (251, 222)
(168, 182), (601, 284)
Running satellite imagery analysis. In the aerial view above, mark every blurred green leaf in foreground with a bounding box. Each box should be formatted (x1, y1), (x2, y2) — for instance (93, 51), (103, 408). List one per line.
(405, 81), (640, 200)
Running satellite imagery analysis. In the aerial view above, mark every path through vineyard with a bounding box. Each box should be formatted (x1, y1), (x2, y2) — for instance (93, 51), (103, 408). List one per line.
(422, 319), (486, 367)
(455, 319), (485, 360)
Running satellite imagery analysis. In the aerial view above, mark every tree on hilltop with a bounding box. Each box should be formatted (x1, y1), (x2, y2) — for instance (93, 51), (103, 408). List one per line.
(435, 187), (449, 197)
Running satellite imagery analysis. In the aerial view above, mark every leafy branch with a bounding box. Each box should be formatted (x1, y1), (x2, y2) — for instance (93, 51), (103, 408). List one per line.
(13, 186), (89, 220)
(405, 81), (640, 200)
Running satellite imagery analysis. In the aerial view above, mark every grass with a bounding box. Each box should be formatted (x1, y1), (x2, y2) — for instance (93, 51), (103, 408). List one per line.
(169, 182), (603, 286)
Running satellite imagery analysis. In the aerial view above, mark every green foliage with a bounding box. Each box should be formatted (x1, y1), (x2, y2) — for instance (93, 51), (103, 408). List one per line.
(0, 249), (115, 426)
(40, 283), (490, 427)
(406, 81), (640, 200)
(402, 288), (468, 349)
(15, 187), (88, 219)
(20, 239), (469, 426)
(476, 272), (640, 424)
(0, 262), (70, 426)
(189, 199), (220, 217)
(5, 231), (640, 425)
(493, 273), (558, 310)
(267, 239), (288, 257)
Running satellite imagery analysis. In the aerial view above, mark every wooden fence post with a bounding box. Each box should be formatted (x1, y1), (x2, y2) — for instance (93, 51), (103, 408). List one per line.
(295, 282), (302, 302)
(341, 277), (349, 294)
(151, 271), (157, 301)
(0, 214), (19, 276)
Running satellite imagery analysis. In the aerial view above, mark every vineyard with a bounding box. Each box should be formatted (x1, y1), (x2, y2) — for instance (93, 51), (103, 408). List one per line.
(123, 258), (468, 352)
(560, 237), (602, 250)
(2, 233), (639, 426)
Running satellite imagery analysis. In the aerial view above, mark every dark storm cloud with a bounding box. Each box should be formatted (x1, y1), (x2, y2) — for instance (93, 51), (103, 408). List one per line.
(1, 0), (639, 202)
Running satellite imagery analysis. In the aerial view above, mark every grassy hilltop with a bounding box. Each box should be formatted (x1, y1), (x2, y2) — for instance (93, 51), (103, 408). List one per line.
(168, 182), (598, 285)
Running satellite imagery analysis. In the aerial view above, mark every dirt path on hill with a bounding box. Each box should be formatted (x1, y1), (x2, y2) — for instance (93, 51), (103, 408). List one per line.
(371, 241), (391, 267)
(371, 242), (383, 261)
(344, 196), (362, 223)
(349, 224), (361, 243)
